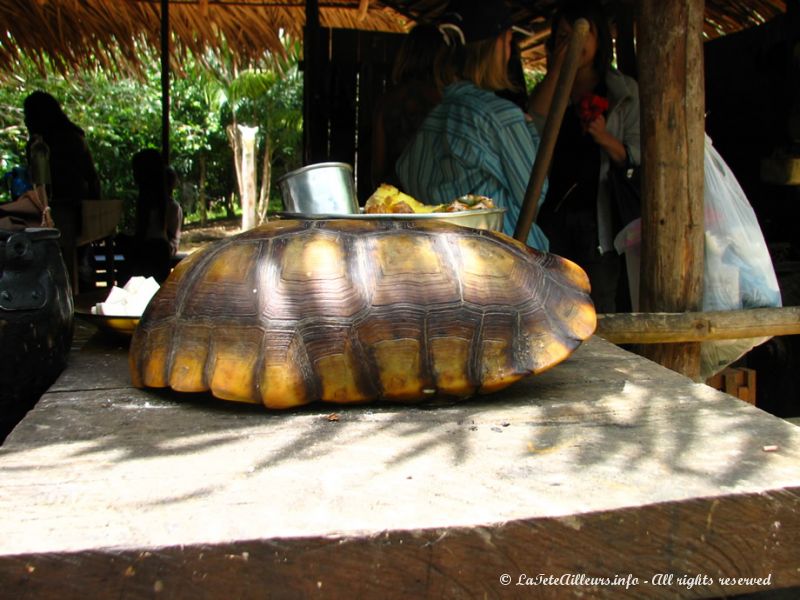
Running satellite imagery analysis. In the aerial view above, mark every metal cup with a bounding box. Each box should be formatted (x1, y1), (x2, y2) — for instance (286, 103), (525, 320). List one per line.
(277, 162), (358, 215)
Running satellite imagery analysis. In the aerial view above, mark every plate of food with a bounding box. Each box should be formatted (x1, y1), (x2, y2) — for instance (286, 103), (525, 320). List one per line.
(74, 304), (140, 336)
(74, 277), (160, 337)
(278, 184), (507, 232)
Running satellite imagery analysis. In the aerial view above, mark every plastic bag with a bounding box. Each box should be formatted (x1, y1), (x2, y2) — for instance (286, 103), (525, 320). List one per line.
(613, 135), (782, 379)
(700, 134), (782, 379)
(614, 217), (642, 311)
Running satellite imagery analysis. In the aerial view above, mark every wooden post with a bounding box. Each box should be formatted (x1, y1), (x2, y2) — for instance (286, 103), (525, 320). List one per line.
(303, 0), (320, 165)
(160, 0), (170, 164)
(635, 1), (706, 380)
(514, 19), (590, 243)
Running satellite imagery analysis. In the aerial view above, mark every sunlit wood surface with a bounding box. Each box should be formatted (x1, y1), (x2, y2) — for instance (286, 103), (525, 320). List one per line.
(1, 324), (799, 598)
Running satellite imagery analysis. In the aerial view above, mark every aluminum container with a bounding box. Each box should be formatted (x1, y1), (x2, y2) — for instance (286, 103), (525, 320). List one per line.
(277, 162), (358, 215)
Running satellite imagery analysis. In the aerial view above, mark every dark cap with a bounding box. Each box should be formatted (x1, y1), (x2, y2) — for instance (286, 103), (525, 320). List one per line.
(441, 0), (513, 44)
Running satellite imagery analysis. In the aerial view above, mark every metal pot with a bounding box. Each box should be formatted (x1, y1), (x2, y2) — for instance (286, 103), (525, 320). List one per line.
(277, 162), (358, 215)
(0, 228), (73, 439)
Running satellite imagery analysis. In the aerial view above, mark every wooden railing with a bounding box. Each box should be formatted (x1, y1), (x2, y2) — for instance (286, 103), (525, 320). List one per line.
(596, 306), (800, 344)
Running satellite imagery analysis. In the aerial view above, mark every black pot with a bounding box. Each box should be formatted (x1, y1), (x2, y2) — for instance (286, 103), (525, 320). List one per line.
(0, 228), (74, 439)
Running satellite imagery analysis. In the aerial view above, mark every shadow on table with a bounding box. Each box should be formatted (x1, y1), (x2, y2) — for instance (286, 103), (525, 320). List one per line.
(2, 334), (797, 502)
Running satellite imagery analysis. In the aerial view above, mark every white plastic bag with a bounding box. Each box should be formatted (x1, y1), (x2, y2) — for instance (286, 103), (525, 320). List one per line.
(614, 217), (642, 311)
(700, 134), (782, 379)
(613, 135), (782, 379)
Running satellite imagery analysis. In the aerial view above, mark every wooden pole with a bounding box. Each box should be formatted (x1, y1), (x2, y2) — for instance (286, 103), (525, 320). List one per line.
(303, 0), (320, 165)
(514, 19), (590, 243)
(636, 0), (706, 380)
(160, 0), (170, 164)
(596, 307), (800, 345)
(238, 125), (258, 231)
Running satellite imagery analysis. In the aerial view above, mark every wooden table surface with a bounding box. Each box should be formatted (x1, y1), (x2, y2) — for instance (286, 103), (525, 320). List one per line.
(1, 323), (799, 599)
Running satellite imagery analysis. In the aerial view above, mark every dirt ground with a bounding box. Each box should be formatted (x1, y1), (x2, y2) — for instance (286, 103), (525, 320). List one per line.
(179, 218), (243, 254)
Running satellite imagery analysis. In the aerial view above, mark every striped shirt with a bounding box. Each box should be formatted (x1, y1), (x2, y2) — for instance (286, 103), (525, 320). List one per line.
(396, 81), (549, 251)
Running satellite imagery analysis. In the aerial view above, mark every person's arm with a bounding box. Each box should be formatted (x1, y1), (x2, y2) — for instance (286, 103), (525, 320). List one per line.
(590, 77), (641, 168)
(618, 80), (641, 167)
(586, 115), (627, 166)
(500, 117), (551, 250)
(166, 201), (182, 257)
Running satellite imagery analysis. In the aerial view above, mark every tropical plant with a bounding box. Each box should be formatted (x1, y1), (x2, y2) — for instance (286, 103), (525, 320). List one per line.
(207, 36), (304, 226)
(0, 39), (304, 228)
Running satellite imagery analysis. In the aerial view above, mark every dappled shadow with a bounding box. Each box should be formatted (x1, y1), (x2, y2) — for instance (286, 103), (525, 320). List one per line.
(518, 353), (798, 490)
(179, 218), (242, 253)
(2, 331), (799, 524)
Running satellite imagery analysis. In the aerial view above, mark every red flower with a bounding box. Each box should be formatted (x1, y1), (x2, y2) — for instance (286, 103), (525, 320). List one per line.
(577, 93), (609, 130)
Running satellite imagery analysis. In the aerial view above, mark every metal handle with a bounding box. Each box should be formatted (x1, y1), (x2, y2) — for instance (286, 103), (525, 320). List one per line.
(0, 232), (48, 311)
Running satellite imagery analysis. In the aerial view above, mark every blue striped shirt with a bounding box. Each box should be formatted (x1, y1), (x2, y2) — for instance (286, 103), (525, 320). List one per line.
(396, 81), (549, 251)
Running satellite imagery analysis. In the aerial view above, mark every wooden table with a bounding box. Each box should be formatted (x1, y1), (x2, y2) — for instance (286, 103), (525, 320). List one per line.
(1, 325), (799, 599)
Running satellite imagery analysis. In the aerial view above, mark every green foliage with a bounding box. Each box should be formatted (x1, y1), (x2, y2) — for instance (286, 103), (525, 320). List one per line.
(199, 37), (304, 216)
(524, 68), (546, 95)
(0, 56), (161, 216)
(0, 40), (303, 221)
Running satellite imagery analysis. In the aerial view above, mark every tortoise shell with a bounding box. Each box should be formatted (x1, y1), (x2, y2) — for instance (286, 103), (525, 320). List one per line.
(129, 219), (595, 408)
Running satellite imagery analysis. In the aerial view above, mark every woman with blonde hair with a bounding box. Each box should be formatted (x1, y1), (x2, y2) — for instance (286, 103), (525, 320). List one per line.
(371, 23), (445, 188)
(396, 0), (549, 250)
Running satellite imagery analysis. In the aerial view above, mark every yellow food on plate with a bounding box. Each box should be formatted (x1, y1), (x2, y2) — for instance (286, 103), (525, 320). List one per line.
(365, 184), (497, 214)
(365, 184), (442, 213)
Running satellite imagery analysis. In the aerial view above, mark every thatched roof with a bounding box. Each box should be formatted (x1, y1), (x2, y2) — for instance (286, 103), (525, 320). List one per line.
(0, 0), (788, 77)
(0, 0), (409, 78)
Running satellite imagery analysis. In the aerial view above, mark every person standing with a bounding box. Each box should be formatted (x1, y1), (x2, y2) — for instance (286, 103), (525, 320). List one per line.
(528, 0), (641, 312)
(396, 0), (549, 251)
(23, 91), (101, 205)
(23, 90), (102, 290)
(117, 149), (174, 284)
(371, 23), (446, 189)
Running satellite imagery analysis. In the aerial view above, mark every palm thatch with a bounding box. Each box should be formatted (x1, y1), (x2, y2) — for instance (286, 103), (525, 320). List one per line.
(0, 0), (410, 78)
(0, 0), (789, 77)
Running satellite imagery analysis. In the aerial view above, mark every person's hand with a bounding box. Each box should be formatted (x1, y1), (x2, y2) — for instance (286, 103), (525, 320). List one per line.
(586, 115), (628, 166)
(585, 114), (607, 141)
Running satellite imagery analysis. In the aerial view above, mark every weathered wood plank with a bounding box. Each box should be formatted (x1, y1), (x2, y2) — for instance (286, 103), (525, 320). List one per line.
(1, 332), (799, 598)
(596, 306), (800, 344)
(1, 489), (797, 600)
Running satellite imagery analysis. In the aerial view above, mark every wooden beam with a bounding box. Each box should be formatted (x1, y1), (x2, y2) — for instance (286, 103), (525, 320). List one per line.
(636, 0), (706, 379)
(303, 0), (321, 164)
(357, 0), (369, 20)
(596, 307), (800, 344)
